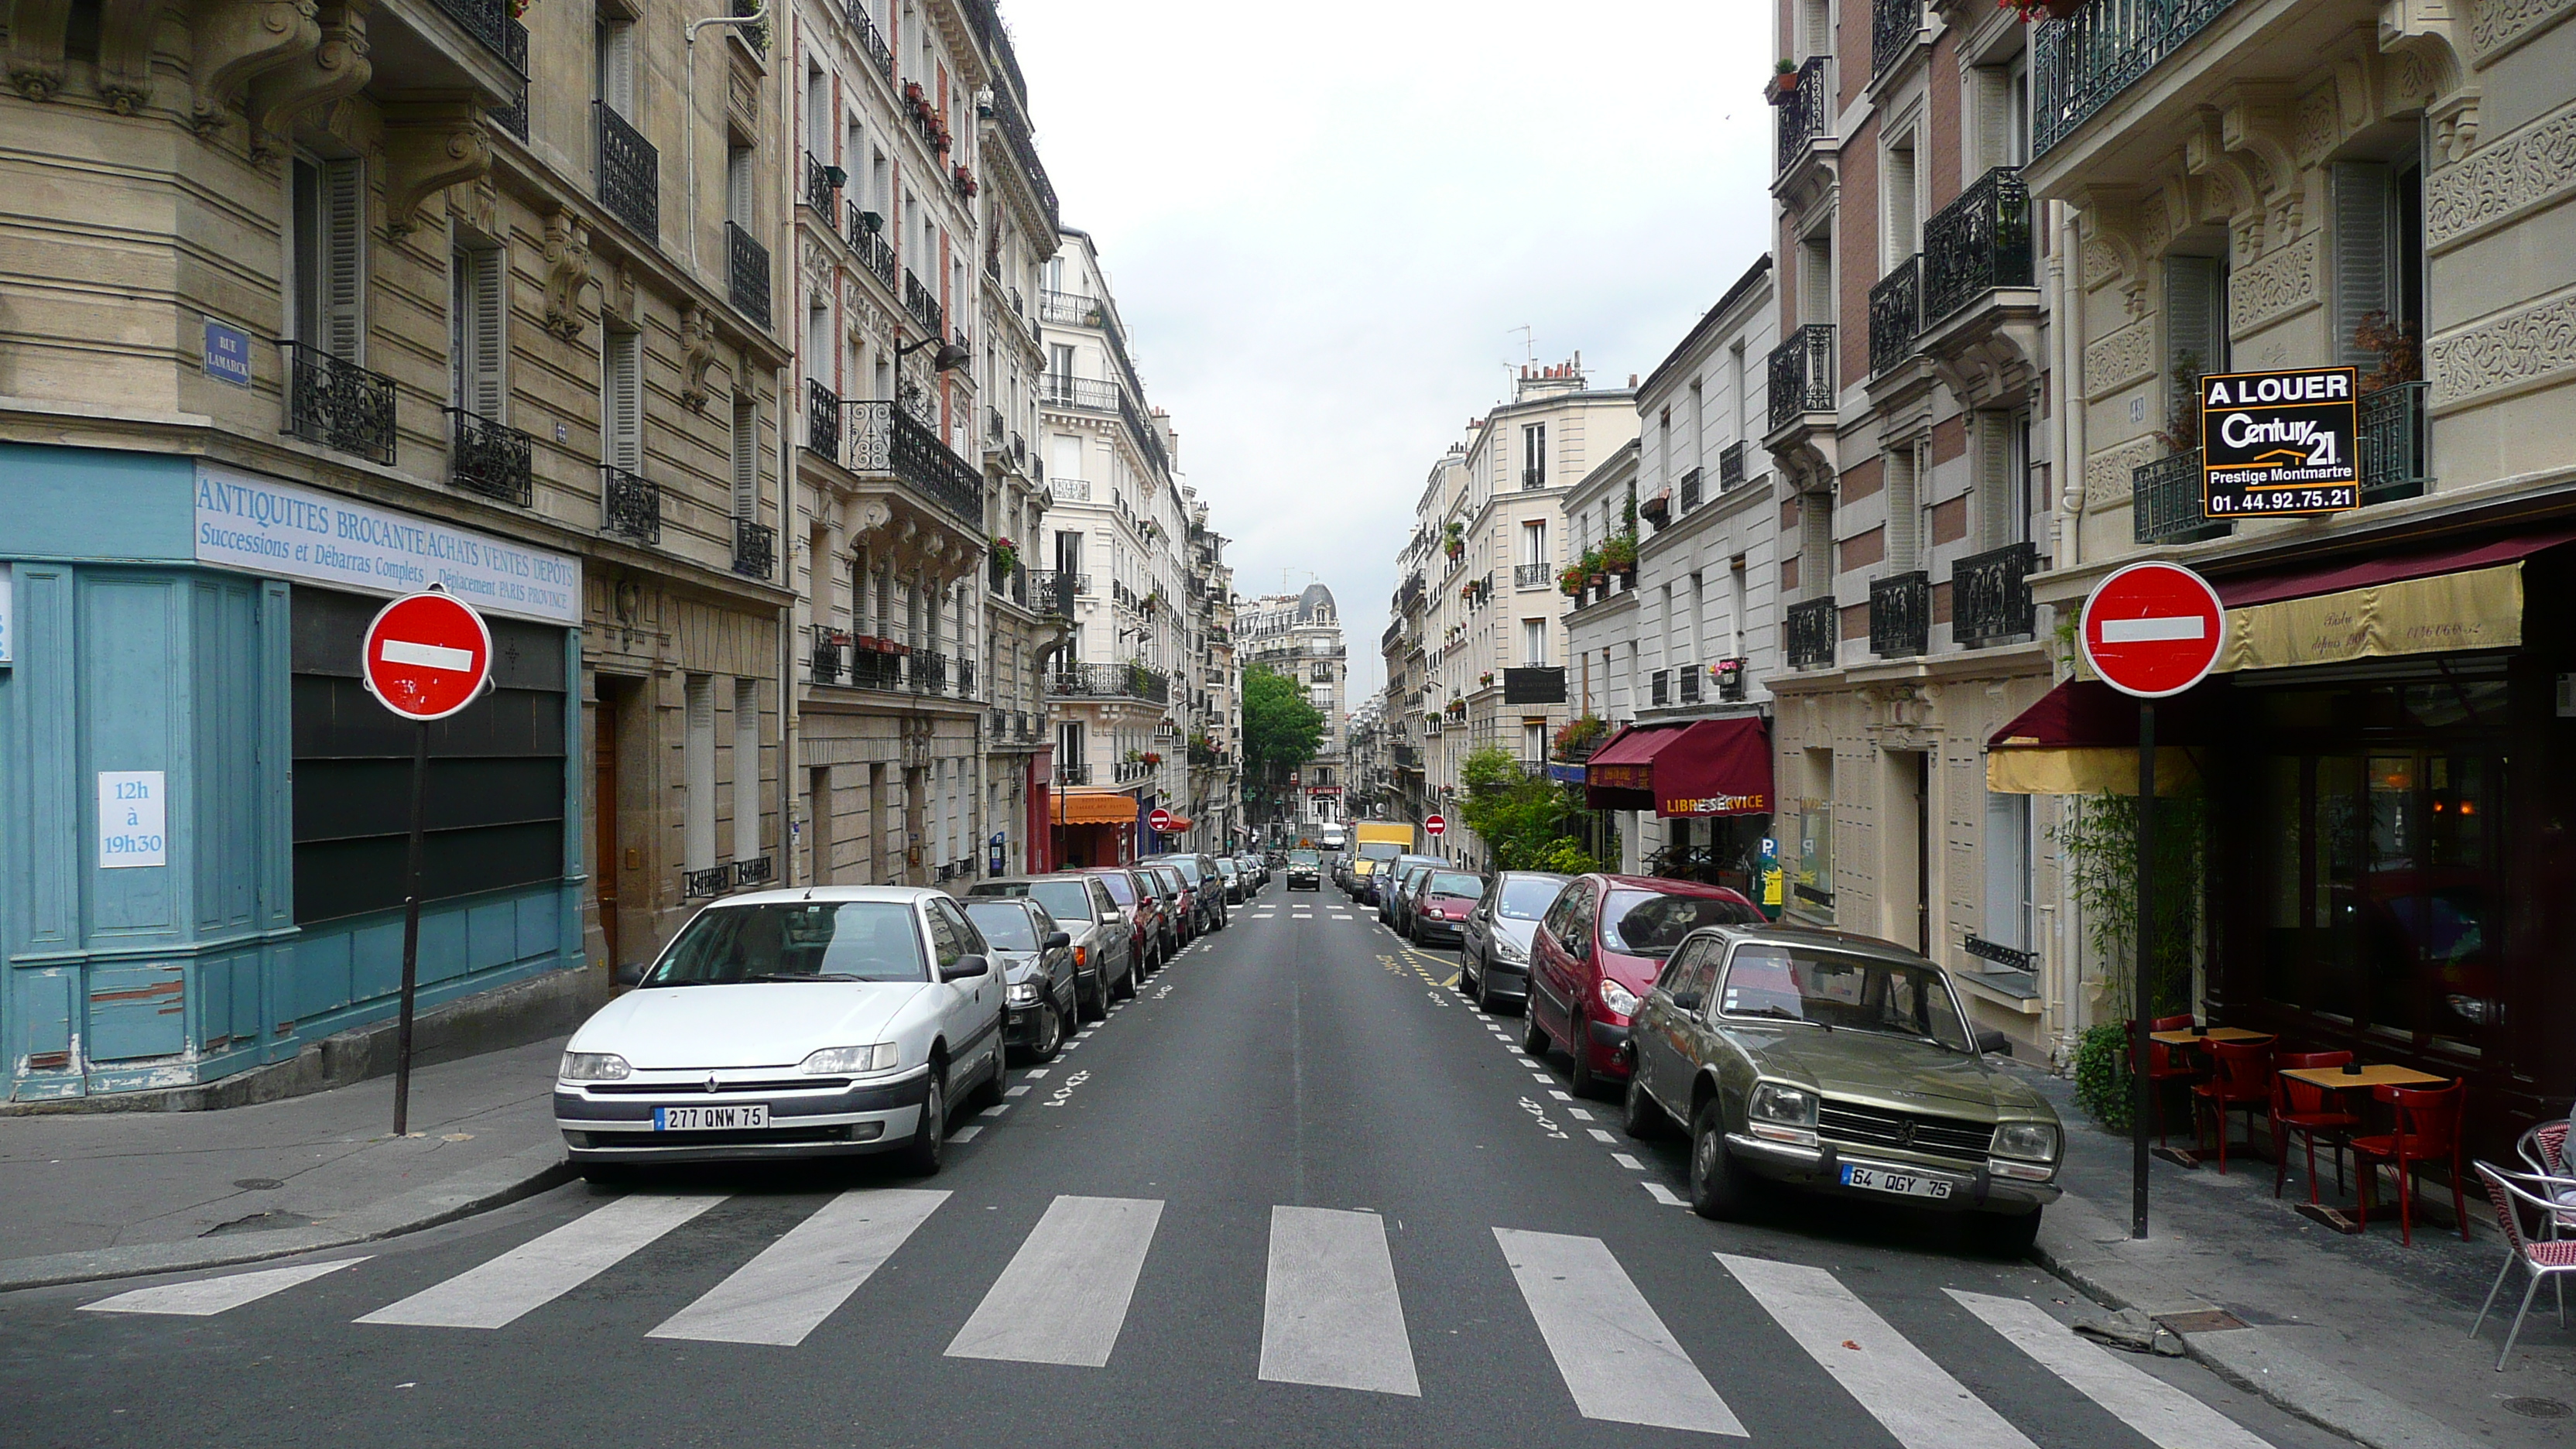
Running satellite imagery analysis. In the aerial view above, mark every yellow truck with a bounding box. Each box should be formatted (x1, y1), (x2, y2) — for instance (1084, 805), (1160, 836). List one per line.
(1348, 822), (1416, 901)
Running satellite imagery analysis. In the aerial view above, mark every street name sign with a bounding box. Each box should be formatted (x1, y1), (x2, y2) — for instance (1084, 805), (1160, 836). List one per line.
(2080, 562), (2224, 698)
(2200, 365), (2360, 519)
(361, 591), (494, 722)
(1425, 814), (1447, 837)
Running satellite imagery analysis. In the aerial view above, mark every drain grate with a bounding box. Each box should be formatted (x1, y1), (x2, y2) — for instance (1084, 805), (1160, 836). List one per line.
(2150, 1310), (2246, 1334)
(2504, 1398), (2571, 1420)
(232, 1177), (284, 1190)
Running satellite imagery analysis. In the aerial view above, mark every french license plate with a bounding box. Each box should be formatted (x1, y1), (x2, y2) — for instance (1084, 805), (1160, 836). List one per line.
(1841, 1163), (1952, 1200)
(653, 1104), (768, 1132)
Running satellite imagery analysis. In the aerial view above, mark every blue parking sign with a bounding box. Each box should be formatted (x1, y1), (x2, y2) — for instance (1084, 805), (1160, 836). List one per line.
(203, 317), (253, 387)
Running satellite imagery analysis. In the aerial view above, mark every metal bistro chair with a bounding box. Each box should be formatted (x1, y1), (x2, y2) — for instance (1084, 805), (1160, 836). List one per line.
(2130, 1014), (2203, 1146)
(2191, 1039), (2276, 1175)
(2470, 1163), (2576, 1370)
(2351, 1079), (2468, 1245)
(2271, 1050), (2362, 1202)
(2520, 1119), (2570, 1180)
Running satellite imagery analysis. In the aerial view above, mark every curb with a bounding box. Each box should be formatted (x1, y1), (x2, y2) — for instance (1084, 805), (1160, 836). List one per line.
(0, 1143), (573, 1293)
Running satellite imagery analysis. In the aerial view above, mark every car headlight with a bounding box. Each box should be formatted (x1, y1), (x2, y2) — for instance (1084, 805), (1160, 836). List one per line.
(800, 1043), (901, 1074)
(1007, 981), (1040, 1006)
(1492, 933), (1528, 964)
(1597, 978), (1641, 1016)
(558, 1051), (631, 1081)
(1991, 1121), (2061, 1163)
(1745, 1081), (1820, 1146)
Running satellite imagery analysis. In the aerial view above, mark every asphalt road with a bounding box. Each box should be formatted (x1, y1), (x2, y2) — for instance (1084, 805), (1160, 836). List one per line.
(0, 878), (2345, 1448)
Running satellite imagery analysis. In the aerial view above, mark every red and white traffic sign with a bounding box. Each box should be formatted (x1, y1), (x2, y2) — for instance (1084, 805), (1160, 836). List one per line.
(361, 589), (494, 721)
(1424, 814), (1447, 837)
(1147, 807), (1175, 834)
(2079, 561), (2224, 699)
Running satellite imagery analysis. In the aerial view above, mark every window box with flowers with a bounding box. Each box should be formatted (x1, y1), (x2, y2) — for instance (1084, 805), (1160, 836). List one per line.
(951, 164), (978, 199)
(1140, 752), (1163, 767)
(2000, 0), (2082, 20)
(1553, 714), (1609, 762)
(1601, 531), (1639, 581)
(991, 535), (1019, 573)
(1478, 670), (1495, 688)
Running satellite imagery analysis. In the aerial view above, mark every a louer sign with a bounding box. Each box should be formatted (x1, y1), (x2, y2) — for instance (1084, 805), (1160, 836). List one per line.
(2199, 365), (2360, 519)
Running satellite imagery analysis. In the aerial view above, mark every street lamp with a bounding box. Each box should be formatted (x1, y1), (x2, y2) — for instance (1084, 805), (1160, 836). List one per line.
(896, 332), (973, 372)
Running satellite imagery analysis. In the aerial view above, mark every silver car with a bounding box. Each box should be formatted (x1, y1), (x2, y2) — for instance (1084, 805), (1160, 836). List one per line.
(968, 873), (1133, 1019)
(1459, 871), (1571, 1010)
(553, 887), (1006, 1178)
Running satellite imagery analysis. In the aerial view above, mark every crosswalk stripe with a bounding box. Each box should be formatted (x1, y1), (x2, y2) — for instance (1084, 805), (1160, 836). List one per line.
(1495, 1228), (1745, 1436)
(81, 1257), (371, 1317)
(647, 1189), (948, 1346)
(1259, 1207), (1420, 1396)
(1718, 1254), (2035, 1449)
(1947, 1291), (2276, 1449)
(946, 1195), (1163, 1367)
(356, 1193), (723, 1330)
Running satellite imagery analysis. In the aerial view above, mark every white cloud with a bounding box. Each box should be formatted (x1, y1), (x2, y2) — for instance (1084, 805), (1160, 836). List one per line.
(1009, 1), (1774, 696)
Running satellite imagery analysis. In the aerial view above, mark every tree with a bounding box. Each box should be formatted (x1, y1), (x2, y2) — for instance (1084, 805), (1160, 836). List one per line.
(1457, 745), (1599, 873)
(1242, 663), (1325, 803)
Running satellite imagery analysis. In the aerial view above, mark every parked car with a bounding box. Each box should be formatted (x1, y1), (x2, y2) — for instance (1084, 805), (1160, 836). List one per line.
(1286, 848), (1323, 890)
(554, 886), (1005, 1178)
(961, 897), (1078, 1063)
(1619, 923), (2056, 1252)
(1460, 871), (1571, 1012)
(1079, 867), (1164, 978)
(1142, 865), (1194, 948)
(967, 873), (1134, 1019)
(1379, 856), (1444, 928)
(1526, 873), (1762, 1098)
(1214, 857), (1245, 903)
(1238, 852), (1269, 889)
(1409, 869), (1485, 947)
(1145, 853), (1228, 933)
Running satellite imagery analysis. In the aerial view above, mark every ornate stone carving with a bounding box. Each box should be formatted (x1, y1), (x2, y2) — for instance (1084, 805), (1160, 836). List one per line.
(2430, 93), (2482, 164)
(601, 262), (636, 328)
(94, 0), (159, 112)
(187, 0), (320, 133)
(2469, 0), (2576, 60)
(678, 304), (716, 411)
(2428, 289), (2576, 402)
(542, 209), (592, 341)
(382, 95), (491, 238)
(248, 2), (369, 160)
(2294, 85), (2339, 167)
(9, 0), (71, 100)
(2084, 320), (2157, 396)
(2228, 232), (2321, 331)
(2084, 437), (2161, 509)
(2425, 96), (2576, 244)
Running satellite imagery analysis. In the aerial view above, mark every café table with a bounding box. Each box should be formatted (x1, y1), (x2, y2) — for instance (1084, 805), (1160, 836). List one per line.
(2276, 1063), (2454, 1234)
(2149, 1026), (2276, 1046)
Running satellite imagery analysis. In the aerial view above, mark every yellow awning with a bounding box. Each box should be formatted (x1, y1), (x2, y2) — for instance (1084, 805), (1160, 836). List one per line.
(2216, 562), (2522, 672)
(1052, 790), (1139, 826)
(1986, 746), (2201, 796)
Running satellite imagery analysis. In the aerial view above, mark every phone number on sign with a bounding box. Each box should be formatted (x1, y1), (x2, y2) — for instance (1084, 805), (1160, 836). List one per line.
(2208, 486), (2357, 513)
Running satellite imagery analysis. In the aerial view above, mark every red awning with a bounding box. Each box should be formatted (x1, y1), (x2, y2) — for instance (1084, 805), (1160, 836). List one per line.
(1985, 680), (2215, 796)
(2215, 527), (2576, 608)
(1584, 717), (1773, 817)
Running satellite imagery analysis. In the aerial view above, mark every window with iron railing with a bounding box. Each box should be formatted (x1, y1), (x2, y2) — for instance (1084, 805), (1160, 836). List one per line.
(1869, 570), (1930, 658)
(1869, 256), (1920, 375)
(1766, 325), (1835, 433)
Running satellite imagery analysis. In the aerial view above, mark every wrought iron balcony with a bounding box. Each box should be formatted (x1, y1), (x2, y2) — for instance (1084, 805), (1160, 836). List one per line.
(821, 400), (983, 523)
(846, 646), (903, 690)
(1922, 167), (2033, 328)
(849, 205), (899, 289)
(1953, 541), (2037, 649)
(1650, 670), (1670, 707)
(1786, 596), (1840, 670)
(732, 516), (776, 579)
(726, 221), (770, 327)
(594, 101), (658, 238)
(1871, 0), (1920, 82)
(735, 855), (773, 886)
(1058, 762), (1094, 786)
(909, 649), (948, 694)
(445, 407), (532, 505)
(1718, 440), (1745, 490)
(803, 152), (841, 214)
(429, 0), (518, 63)
(1030, 570), (1079, 617)
(2132, 450), (2230, 546)
(2358, 382), (2429, 505)
(1040, 288), (1101, 326)
(1866, 570), (1928, 658)
(1869, 255), (1920, 375)
(2033, 0), (2245, 156)
(805, 379), (843, 460)
(601, 464), (660, 543)
(1678, 666), (1702, 705)
(847, 0), (892, 85)
(1522, 466), (1546, 490)
(1766, 324), (1835, 434)
(489, 18), (530, 137)
(682, 862), (735, 898)
(1775, 55), (1830, 173)
(810, 634), (844, 685)
(986, 405), (1005, 448)
(1513, 563), (1550, 590)
(957, 657), (975, 698)
(1679, 467), (1704, 512)
(1042, 374), (1118, 411)
(1050, 662), (1170, 704)
(902, 269), (943, 334)
(283, 342), (396, 463)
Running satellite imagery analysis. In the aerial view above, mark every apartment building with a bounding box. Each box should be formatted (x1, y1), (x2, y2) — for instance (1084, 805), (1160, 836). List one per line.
(1764, 0), (2060, 1053)
(1184, 503), (1242, 851)
(1380, 453), (1457, 830)
(0, 0), (792, 1098)
(1237, 587), (1349, 836)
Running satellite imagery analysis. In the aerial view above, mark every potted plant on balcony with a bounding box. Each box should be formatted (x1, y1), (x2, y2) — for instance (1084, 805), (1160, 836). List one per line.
(1602, 531), (1639, 582)
(1640, 488), (1672, 528)
(1577, 545), (1608, 590)
(2002, 0), (2085, 20)
(1141, 751), (1163, 767)
(2353, 309), (2422, 393)
(951, 163), (978, 198)
(1766, 58), (1799, 104)
(1553, 714), (1608, 762)
(1558, 564), (1587, 598)
(1478, 670), (1495, 688)
(991, 535), (1019, 573)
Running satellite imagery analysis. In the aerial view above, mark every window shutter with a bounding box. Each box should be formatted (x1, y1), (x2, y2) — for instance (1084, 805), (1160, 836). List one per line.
(1974, 69), (2009, 172)
(731, 396), (759, 518)
(2330, 162), (2391, 369)
(1977, 413), (2010, 549)
(1885, 448), (1917, 570)
(2163, 255), (2219, 402)
(599, 22), (635, 115)
(1982, 792), (2030, 952)
(322, 157), (366, 362)
(602, 328), (642, 471)
(468, 247), (507, 422)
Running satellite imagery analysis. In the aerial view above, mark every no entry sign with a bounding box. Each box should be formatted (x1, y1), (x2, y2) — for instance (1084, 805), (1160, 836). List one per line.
(1147, 807), (1175, 834)
(362, 590), (493, 722)
(1424, 814), (1447, 837)
(2080, 562), (2224, 699)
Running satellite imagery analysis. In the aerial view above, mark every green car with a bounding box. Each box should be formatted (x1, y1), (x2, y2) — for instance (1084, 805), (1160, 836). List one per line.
(1619, 923), (2062, 1255)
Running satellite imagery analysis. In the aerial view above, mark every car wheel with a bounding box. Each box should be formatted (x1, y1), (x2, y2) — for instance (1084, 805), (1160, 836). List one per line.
(1523, 1005), (1551, 1056)
(1688, 1100), (1756, 1221)
(900, 1070), (948, 1176)
(1079, 971), (1106, 1023)
(1115, 958), (1139, 1001)
(1567, 1012), (1600, 1098)
(1475, 961), (1505, 1015)
(969, 1041), (1008, 1108)
(1033, 999), (1066, 1063)
(1622, 1067), (1670, 1139)
(1966, 1209), (2043, 1259)
(1461, 946), (1479, 994)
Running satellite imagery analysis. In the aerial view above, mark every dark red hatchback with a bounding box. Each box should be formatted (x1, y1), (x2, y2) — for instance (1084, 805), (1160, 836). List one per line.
(1526, 873), (1762, 1096)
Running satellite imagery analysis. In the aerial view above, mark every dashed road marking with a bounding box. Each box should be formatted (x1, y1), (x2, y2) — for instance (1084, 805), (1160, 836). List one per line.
(1641, 1182), (1688, 1208)
(951, 1125), (984, 1142)
(1587, 1128), (1617, 1143)
(1611, 1153), (1644, 1170)
(1005, 1085), (1030, 1098)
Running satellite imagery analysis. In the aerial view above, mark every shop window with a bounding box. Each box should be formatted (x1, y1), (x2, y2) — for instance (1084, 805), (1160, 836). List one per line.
(1794, 748), (1835, 921)
(289, 587), (565, 924)
(1982, 791), (2033, 954)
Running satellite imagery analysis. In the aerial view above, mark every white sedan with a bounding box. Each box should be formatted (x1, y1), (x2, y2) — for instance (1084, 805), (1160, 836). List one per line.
(553, 886), (1006, 1177)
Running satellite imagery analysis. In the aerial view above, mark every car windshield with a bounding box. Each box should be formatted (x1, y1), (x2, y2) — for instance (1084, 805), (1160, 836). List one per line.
(964, 903), (1042, 951)
(1217, 862), (1238, 877)
(1426, 872), (1484, 899)
(1156, 858), (1204, 885)
(1497, 876), (1566, 920)
(1090, 872), (1137, 906)
(974, 880), (1093, 923)
(1358, 843), (1402, 862)
(645, 902), (928, 985)
(1601, 890), (1760, 957)
(1288, 851), (1321, 865)
(1718, 944), (1974, 1051)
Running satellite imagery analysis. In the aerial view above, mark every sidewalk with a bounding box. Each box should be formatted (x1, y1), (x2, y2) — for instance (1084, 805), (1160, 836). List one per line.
(2010, 1063), (2576, 1448)
(0, 1037), (571, 1292)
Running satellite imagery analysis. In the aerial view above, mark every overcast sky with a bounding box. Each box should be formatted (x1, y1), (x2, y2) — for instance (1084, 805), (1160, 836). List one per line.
(1008, 1), (1775, 701)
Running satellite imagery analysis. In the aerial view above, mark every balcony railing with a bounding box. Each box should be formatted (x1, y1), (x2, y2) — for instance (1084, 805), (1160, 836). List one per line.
(1058, 762), (1094, 786)
(2358, 382), (2430, 504)
(1678, 666), (1702, 705)
(1776, 55), (1830, 173)
(283, 342), (396, 463)
(902, 269), (943, 334)
(1049, 477), (1091, 503)
(1040, 287), (1101, 326)
(1521, 466), (1546, 490)
(1953, 541), (2037, 649)
(1871, 0), (1920, 82)
(847, 0), (892, 85)
(732, 517), (776, 579)
(445, 407), (533, 505)
(805, 379), (843, 460)
(810, 634), (844, 685)
(1679, 467), (1703, 512)
(803, 152), (839, 214)
(957, 657), (975, 697)
(844, 646), (903, 690)
(489, 19), (529, 138)
(809, 400), (982, 523)
(601, 465), (659, 543)
(2033, 0), (2245, 157)
(1718, 440), (1745, 489)
(909, 649), (948, 694)
(430, 0), (518, 63)
(1766, 324), (1835, 434)
(2132, 450), (2230, 546)
(594, 101), (658, 238)
(1029, 570), (1079, 617)
(1786, 596), (1840, 670)
(1922, 167), (2033, 327)
(850, 204), (899, 289)
(1869, 570), (1930, 658)
(1050, 662), (1169, 704)
(727, 221), (770, 327)
(1650, 670), (1670, 707)
(1869, 256), (1920, 375)
(1042, 374), (1119, 411)
(1512, 563), (1550, 590)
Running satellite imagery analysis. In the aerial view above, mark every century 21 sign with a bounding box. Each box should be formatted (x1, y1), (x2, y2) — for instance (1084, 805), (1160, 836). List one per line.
(2199, 365), (2361, 519)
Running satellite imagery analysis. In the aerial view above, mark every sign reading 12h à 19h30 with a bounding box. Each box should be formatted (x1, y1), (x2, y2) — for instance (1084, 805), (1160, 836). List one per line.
(2200, 365), (2361, 519)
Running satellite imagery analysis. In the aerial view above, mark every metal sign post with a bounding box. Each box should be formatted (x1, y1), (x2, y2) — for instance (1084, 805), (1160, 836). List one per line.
(395, 720), (430, 1136)
(2134, 702), (2155, 1242)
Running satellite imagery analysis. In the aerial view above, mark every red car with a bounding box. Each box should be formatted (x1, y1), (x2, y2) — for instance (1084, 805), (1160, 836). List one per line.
(1081, 867), (1168, 975)
(1526, 873), (1762, 1097)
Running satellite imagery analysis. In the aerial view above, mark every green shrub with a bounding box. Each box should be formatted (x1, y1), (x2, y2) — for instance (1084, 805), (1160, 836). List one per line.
(2072, 1022), (2133, 1132)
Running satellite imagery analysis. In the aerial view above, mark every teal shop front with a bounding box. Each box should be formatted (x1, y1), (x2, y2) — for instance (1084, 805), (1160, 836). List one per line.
(0, 445), (586, 1100)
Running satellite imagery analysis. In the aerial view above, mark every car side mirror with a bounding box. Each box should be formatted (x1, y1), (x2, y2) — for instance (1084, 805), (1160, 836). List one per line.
(613, 960), (649, 988)
(1046, 931), (1071, 951)
(1671, 992), (1702, 1013)
(1976, 1029), (2012, 1057)
(941, 954), (991, 982)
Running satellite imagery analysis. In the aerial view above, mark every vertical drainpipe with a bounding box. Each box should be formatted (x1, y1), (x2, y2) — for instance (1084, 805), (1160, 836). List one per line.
(776, 6), (799, 887)
(2050, 197), (2086, 1058)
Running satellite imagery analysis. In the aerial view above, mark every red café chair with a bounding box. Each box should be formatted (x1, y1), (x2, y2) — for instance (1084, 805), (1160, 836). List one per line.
(2130, 1015), (2204, 1146)
(2272, 1050), (2362, 1201)
(2352, 1079), (2469, 1245)
(2190, 1039), (2276, 1175)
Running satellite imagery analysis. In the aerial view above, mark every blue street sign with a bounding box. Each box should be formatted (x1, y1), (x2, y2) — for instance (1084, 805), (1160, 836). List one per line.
(203, 318), (253, 388)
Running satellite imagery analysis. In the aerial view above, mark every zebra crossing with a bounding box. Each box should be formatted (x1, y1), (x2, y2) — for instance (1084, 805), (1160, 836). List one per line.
(80, 1188), (2280, 1444)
